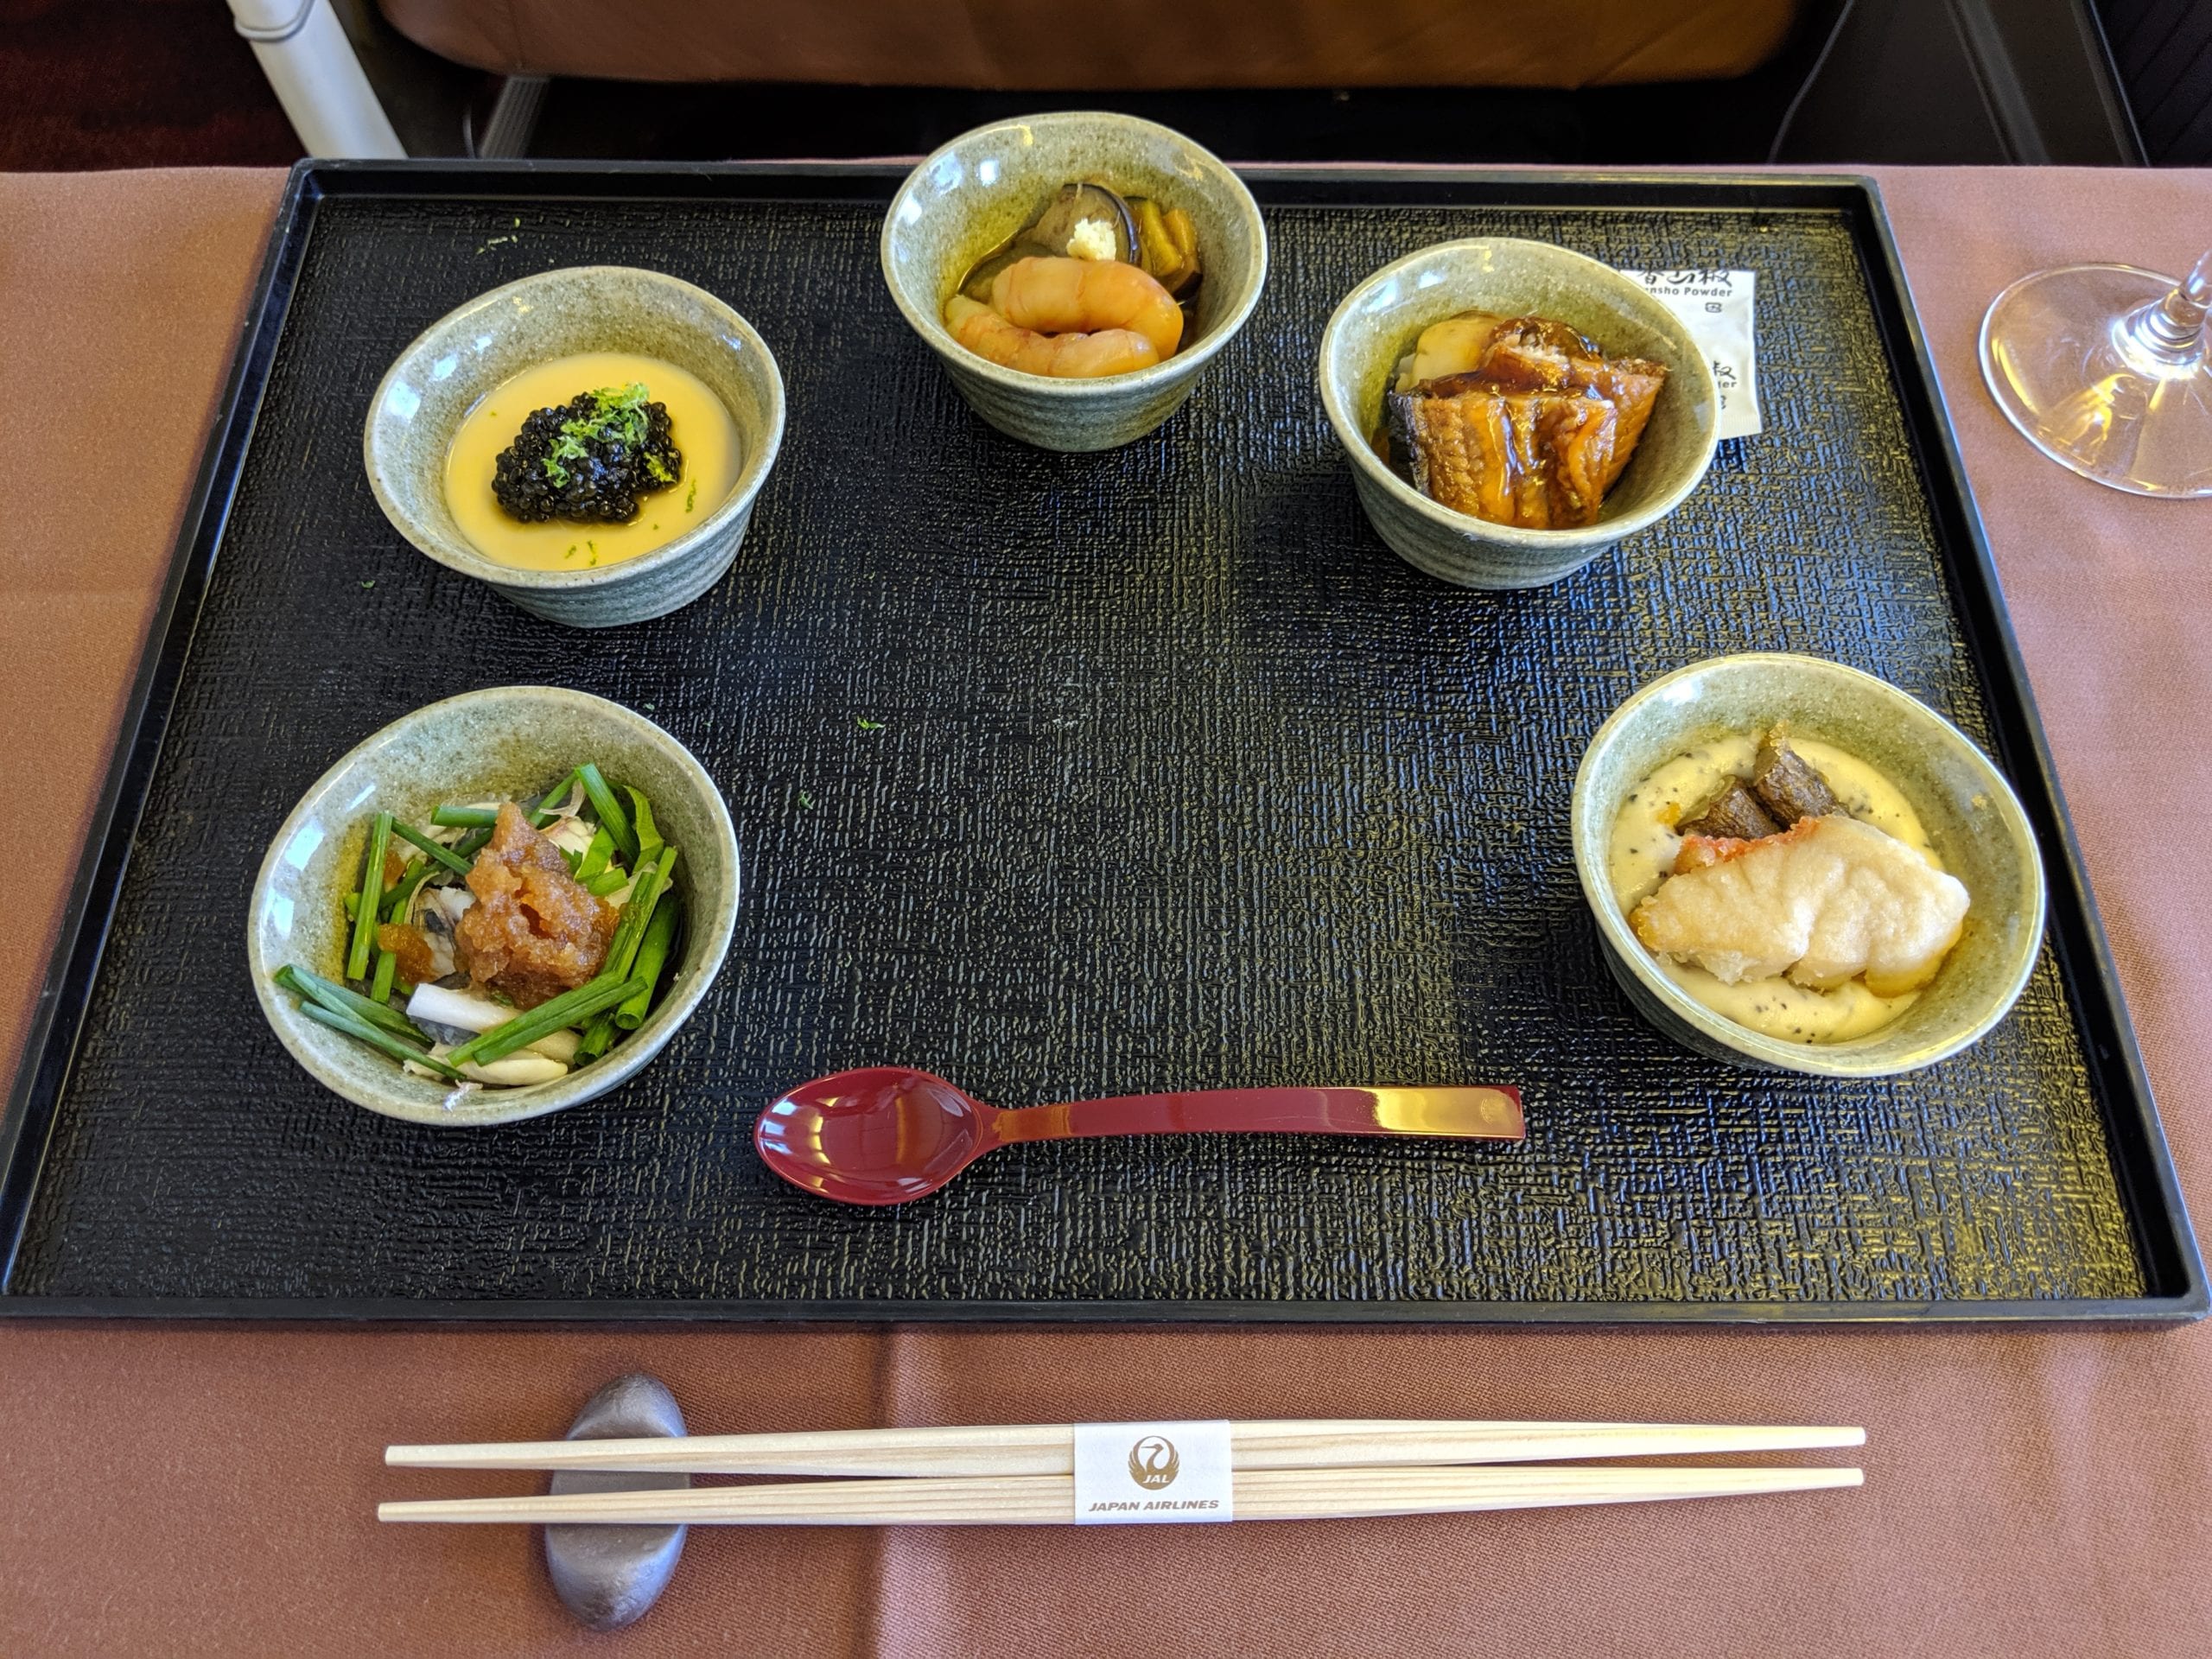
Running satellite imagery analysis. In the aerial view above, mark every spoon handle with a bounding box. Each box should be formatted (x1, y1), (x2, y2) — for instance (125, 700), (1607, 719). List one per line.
(990, 1086), (1522, 1146)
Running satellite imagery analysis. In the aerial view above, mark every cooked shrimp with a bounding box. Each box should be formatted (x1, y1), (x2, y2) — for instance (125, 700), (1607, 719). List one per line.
(989, 256), (1185, 359)
(944, 295), (1161, 378)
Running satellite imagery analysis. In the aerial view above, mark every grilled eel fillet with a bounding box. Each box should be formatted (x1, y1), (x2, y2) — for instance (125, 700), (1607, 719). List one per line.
(1386, 386), (1618, 529)
(1385, 316), (1669, 529)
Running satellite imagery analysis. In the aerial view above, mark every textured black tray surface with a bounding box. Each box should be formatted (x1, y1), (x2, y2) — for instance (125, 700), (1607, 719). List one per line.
(1, 179), (2161, 1310)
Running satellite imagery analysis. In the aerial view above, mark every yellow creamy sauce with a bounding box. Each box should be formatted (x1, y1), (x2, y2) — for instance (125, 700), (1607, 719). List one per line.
(442, 352), (741, 572)
(1606, 734), (1941, 1044)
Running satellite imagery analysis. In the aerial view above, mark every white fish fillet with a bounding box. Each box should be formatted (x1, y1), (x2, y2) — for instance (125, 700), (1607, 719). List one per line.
(1630, 814), (1969, 995)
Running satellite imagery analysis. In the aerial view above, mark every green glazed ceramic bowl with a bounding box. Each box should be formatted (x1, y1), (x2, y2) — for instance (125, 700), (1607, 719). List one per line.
(1319, 238), (1719, 588)
(246, 686), (741, 1127)
(1571, 653), (2046, 1077)
(364, 266), (785, 628)
(880, 110), (1268, 452)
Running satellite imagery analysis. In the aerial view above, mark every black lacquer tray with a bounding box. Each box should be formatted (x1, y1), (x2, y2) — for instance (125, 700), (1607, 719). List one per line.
(1, 162), (2199, 1323)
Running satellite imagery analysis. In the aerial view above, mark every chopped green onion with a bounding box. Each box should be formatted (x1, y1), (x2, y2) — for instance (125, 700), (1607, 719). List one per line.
(626, 785), (663, 868)
(606, 847), (677, 982)
(300, 1001), (466, 1080)
(391, 820), (472, 874)
(346, 811), (392, 981)
(430, 804), (499, 829)
(275, 963), (427, 1045)
(384, 856), (440, 920)
(585, 868), (630, 898)
(343, 892), (359, 921)
(529, 768), (582, 829)
(575, 848), (681, 1060)
(615, 900), (679, 1030)
(575, 1011), (617, 1063)
(453, 827), (493, 861)
(370, 948), (398, 1004)
(575, 824), (614, 883)
(446, 973), (646, 1068)
(576, 763), (638, 861)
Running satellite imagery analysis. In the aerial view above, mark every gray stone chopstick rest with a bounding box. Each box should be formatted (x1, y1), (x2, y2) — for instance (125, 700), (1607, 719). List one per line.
(543, 1374), (690, 1630)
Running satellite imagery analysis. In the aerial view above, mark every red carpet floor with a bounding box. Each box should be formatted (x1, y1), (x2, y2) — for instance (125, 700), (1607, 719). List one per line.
(0, 0), (299, 169)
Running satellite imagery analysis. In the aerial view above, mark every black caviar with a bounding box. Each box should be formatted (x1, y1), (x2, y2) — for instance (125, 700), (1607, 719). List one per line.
(492, 383), (683, 524)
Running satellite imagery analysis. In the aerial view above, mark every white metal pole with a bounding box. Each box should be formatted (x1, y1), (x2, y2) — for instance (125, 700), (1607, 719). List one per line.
(227, 0), (406, 158)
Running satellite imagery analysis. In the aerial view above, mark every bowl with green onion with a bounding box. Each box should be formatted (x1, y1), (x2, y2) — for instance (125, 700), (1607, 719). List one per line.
(246, 685), (740, 1126)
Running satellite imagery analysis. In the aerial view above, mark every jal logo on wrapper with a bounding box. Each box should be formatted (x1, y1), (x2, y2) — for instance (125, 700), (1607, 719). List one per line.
(1073, 1420), (1233, 1523)
(1127, 1434), (1180, 1490)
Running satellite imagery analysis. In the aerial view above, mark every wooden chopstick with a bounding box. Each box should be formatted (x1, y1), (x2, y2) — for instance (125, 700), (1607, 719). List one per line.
(385, 1417), (1865, 1478)
(379, 1462), (1862, 1527)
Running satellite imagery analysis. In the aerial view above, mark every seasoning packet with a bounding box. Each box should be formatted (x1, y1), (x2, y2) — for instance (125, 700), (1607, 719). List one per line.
(1620, 269), (1762, 440)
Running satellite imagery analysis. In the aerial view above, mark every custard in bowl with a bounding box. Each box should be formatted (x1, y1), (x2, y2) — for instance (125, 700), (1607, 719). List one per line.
(442, 353), (742, 574)
(365, 266), (785, 628)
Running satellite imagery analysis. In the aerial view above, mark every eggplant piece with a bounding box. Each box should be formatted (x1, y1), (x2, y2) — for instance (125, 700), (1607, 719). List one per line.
(1751, 726), (1842, 824)
(1026, 181), (1137, 262)
(1679, 779), (1783, 842)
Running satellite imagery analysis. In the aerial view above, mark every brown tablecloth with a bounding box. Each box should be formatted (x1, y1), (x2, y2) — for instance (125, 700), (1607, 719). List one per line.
(1, 164), (2208, 1656)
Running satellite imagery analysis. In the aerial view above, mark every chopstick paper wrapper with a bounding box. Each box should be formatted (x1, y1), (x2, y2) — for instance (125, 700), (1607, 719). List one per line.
(1072, 1420), (1235, 1523)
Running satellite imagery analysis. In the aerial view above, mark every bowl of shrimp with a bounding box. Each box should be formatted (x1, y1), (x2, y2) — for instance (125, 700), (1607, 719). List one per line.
(880, 110), (1268, 452)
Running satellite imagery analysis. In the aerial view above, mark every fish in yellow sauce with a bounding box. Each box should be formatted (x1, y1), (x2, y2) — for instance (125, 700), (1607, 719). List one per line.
(443, 352), (741, 573)
(1608, 733), (1967, 1043)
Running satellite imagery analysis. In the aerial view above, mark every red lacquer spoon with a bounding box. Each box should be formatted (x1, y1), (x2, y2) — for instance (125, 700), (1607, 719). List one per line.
(753, 1067), (1524, 1205)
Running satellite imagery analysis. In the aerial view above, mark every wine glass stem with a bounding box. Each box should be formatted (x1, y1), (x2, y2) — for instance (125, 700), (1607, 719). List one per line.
(2129, 249), (2212, 361)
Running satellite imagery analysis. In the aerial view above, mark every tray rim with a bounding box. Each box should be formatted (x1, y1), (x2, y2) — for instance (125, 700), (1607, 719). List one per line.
(3, 157), (2199, 1326)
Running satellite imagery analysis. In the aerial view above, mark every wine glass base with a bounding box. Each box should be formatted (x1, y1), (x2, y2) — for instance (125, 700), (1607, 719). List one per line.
(1980, 264), (2212, 499)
